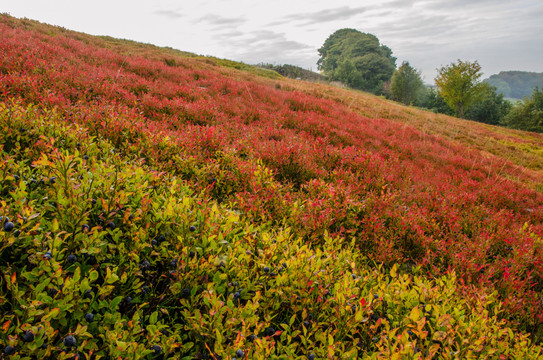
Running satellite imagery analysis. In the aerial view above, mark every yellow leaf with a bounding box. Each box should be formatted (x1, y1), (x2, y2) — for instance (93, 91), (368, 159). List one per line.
(410, 307), (420, 322)
(327, 345), (335, 359)
(390, 264), (397, 278)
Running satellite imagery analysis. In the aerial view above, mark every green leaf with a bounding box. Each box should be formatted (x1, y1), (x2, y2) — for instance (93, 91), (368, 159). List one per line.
(89, 270), (99, 282)
(150, 312), (158, 325)
(73, 267), (81, 284)
(42, 308), (60, 322)
(110, 296), (123, 310)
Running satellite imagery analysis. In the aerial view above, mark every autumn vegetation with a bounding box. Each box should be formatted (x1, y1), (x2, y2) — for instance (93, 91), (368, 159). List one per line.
(2, 14), (543, 359)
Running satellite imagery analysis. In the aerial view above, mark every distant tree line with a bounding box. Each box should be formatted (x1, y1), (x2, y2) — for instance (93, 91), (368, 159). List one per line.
(257, 63), (326, 82)
(317, 29), (543, 133)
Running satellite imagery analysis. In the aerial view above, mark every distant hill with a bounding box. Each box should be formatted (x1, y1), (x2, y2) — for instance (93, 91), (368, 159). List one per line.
(486, 71), (543, 99)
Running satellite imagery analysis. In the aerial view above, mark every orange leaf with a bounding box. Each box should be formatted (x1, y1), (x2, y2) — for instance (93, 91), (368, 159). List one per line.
(234, 331), (242, 345)
(2, 320), (10, 332)
(11, 273), (16, 284)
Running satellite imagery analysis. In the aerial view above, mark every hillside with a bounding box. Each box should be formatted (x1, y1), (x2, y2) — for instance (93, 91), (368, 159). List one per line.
(1, 14), (543, 359)
(486, 71), (543, 100)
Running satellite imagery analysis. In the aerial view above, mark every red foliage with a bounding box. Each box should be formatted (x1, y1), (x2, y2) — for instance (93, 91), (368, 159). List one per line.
(2, 16), (543, 329)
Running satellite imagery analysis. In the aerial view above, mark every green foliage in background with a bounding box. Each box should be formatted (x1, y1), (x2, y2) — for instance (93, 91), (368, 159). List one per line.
(502, 86), (543, 133)
(414, 87), (455, 116)
(390, 61), (425, 105)
(464, 86), (512, 125)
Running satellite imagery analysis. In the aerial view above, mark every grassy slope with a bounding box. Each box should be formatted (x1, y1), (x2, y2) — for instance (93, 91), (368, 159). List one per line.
(1, 14), (543, 359)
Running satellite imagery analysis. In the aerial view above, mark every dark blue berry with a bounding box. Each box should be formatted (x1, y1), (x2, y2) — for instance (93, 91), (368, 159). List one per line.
(151, 345), (162, 355)
(189, 225), (196, 232)
(63, 335), (76, 347)
(23, 331), (34, 342)
(3, 222), (14, 232)
(235, 349), (244, 358)
(4, 345), (15, 355)
(85, 313), (94, 322)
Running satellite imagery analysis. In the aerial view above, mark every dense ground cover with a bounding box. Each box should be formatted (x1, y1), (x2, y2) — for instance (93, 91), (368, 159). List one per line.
(1, 14), (543, 358)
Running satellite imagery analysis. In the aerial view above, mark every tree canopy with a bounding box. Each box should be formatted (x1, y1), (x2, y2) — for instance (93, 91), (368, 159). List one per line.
(318, 29), (396, 94)
(435, 60), (487, 118)
(390, 61), (424, 105)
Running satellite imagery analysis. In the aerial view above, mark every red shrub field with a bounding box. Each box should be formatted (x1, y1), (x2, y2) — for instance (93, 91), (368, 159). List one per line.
(1, 14), (543, 359)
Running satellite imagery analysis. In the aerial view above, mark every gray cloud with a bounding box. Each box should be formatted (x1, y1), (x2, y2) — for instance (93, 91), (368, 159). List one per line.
(153, 9), (183, 19)
(220, 30), (316, 67)
(198, 14), (246, 27)
(269, 6), (369, 26)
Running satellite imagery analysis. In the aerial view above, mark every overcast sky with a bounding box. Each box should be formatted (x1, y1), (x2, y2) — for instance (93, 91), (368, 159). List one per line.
(3, 0), (543, 82)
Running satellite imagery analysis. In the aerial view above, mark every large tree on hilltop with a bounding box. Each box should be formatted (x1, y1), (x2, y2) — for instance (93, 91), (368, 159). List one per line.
(318, 29), (396, 94)
(435, 59), (487, 118)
